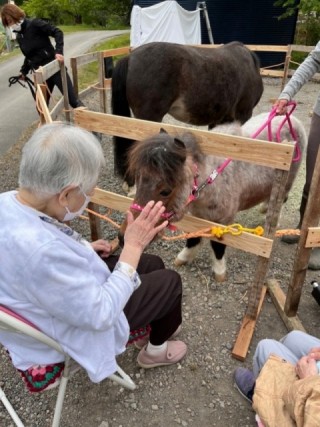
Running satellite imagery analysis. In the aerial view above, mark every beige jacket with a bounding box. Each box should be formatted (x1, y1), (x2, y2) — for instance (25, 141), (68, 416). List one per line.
(253, 354), (320, 427)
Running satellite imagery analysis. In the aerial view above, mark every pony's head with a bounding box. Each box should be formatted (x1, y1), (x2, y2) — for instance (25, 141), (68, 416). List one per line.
(118, 130), (204, 244)
(129, 130), (203, 221)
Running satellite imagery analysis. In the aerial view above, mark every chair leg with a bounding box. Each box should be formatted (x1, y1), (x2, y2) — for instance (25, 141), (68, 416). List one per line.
(0, 386), (25, 427)
(109, 365), (136, 390)
(52, 356), (71, 427)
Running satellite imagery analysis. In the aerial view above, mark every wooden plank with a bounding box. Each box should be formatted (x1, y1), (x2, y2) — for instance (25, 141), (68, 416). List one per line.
(60, 62), (71, 123)
(74, 110), (294, 170)
(284, 149), (320, 316)
(245, 170), (289, 317)
(267, 279), (306, 332)
(91, 188), (273, 258)
(232, 286), (267, 361)
(245, 44), (289, 52)
(70, 57), (79, 98)
(87, 202), (102, 241)
(193, 44), (289, 53)
(290, 44), (314, 53)
(102, 47), (130, 57)
(98, 52), (106, 113)
(71, 52), (100, 67)
(38, 60), (60, 80)
(36, 84), (52, 124)
(104, 78), (112, 89)
(260, 70), (285, 78)
(305, 227), (320, 248)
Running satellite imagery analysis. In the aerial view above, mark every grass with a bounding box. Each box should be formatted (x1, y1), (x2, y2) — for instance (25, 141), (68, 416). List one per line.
(77, 33), (130, 91)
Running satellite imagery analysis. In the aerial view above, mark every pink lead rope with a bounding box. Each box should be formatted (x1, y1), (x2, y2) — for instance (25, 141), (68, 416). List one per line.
(251, 100), (301, 162)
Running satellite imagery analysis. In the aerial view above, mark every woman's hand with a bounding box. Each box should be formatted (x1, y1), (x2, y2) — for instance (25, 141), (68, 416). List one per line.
(295, 355), (318, 379)
(308, 347), (320, 361)
(91, 239), (113, 259)
(273, 99), (288, 115)
(118, 201), (168, 269)
(55, 53), (64, 63)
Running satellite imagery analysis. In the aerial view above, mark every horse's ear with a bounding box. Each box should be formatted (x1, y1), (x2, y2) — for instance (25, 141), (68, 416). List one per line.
(173, 137), (186, 150)
(160, 128), (168, 134)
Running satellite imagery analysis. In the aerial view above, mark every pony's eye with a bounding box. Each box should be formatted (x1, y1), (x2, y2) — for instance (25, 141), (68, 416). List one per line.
(159, 189), (172, 197)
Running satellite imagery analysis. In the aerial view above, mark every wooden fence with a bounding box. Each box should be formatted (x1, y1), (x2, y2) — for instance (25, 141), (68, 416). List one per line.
(32, 41), (320, 360)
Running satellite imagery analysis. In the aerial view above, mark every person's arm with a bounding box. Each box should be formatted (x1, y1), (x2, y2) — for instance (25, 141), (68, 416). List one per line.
(20, 58), (30, 77)
(275, 41), (320, 113)
(33, 18), (64, 55)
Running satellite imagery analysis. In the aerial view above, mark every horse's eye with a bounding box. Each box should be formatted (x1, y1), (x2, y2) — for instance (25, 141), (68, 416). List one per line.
(159, 189), (172, 197)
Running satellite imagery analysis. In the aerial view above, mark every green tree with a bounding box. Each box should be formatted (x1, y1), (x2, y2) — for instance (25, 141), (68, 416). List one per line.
(21, 0), (131, 25)
(274, 0), (320, 44)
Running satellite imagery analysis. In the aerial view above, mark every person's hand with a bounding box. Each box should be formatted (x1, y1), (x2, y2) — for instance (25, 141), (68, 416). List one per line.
(308, 347), (320, 361)
(295, 355), (318, 379)
(19, 73), (26, 81)
(91, 239), (113, 259)
(55, 53), (64, 63)
(124, 200), (168, 253)
(273, 99), (288, 115)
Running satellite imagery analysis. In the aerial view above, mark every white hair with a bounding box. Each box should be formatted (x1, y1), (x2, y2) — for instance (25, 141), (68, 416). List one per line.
(19, 123), (106, 196)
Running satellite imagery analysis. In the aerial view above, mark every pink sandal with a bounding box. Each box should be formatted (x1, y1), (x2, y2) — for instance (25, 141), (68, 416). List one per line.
(137, 340), (187, 369)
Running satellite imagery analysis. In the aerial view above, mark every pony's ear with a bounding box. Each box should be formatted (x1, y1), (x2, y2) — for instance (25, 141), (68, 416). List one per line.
(173, 137), (186, 150)
(160, 128), (168, 134)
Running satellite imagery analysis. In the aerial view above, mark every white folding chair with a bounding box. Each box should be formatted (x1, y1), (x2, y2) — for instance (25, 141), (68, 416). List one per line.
(0, 305), (136, 427)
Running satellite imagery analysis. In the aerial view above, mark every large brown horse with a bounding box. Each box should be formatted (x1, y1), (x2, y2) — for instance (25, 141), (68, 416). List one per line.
(111, 41), (264, 186)
(124, 113), (306, 282)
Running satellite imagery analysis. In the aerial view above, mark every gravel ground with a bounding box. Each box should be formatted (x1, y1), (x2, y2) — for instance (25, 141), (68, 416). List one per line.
(0, 77), (320, 427)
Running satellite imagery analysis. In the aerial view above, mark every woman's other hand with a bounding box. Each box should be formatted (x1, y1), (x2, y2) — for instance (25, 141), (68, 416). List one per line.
(55, 53), (64, 63)
(91, 239), (113, 259)
(295, 356), (318, 379)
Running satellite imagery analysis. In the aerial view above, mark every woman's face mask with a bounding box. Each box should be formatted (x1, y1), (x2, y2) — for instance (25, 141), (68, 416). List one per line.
(10, 19), (24, 32)
(62, 190), (91, 222)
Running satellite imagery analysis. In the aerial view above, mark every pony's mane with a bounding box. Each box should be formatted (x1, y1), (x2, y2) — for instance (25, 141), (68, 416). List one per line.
(128, 132), (204, 181)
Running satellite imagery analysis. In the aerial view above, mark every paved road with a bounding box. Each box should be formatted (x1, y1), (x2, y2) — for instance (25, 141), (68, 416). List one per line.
(0, 30), (128, 156)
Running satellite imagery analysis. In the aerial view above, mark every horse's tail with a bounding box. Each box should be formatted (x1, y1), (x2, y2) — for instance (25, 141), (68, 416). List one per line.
(112, 56), (130, 118)
(111, 56), (134, 184)
(250, 50), (261, 71)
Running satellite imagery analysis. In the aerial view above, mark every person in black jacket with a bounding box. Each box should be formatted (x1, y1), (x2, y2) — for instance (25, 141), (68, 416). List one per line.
(1, 4), (83, 109)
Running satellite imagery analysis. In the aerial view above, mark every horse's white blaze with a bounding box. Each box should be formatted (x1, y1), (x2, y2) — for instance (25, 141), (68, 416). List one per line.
(174, 245), (199, 266)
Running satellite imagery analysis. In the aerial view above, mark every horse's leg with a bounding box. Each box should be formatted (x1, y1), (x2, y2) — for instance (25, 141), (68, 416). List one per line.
(210, 240), (227, 282)
(174, 237), (202, 267)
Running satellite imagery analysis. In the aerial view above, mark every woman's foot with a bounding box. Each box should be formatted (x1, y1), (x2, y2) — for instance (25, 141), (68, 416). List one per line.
(137, 340), (187, 368)
(234, 367), (255, 403)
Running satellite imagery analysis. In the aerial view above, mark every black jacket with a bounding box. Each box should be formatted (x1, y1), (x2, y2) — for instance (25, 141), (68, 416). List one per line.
(15, 18), (64, 75)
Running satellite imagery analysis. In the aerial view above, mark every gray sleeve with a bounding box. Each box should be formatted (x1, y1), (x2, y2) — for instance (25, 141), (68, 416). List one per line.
(279, 41), (320, 101)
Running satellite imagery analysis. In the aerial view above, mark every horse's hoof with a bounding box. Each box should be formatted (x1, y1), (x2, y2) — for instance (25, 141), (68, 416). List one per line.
(214, 272), (226, 282)
(122, 181), (129, 193)
(174, 258), (187, 267)
(259, 201), (268, 214)
(127, 184), (136, 198)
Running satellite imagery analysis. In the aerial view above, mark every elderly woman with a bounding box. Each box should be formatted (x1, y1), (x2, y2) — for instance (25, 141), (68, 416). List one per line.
(0, 123), (187, 391)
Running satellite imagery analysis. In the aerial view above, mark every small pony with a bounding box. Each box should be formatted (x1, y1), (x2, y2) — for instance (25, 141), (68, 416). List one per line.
(111, 41), (263, 186)
(125, 113), (307, 282)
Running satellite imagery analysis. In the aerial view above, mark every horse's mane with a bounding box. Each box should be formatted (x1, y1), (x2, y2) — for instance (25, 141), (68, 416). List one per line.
(128, 131), (205, 182)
